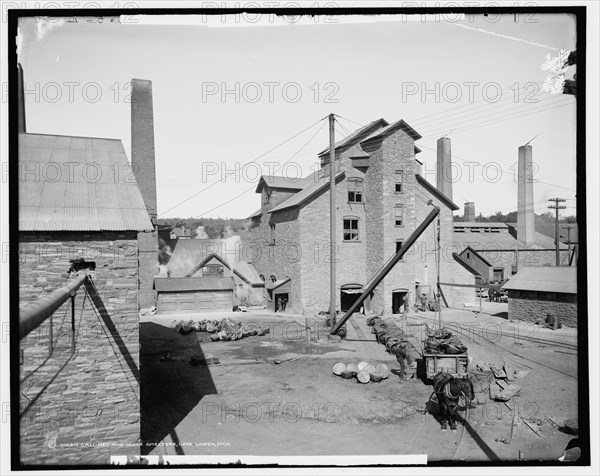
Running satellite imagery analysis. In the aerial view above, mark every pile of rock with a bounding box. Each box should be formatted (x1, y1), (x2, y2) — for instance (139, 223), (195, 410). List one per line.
(332, 361), (389, 384)
(424, 326), (467, 354)
(172, 317), (270, 341)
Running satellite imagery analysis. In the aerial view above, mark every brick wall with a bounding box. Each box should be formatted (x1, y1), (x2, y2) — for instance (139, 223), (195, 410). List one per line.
(507, 291), (577, 327)
(19, 231), (140, 464)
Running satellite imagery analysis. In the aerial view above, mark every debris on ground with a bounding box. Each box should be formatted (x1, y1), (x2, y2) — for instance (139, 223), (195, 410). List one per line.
(171, 318), (269, 341)
(140, 306), (157, 317)
(190, 353), (220, 366)
(332, 361), (389, 384)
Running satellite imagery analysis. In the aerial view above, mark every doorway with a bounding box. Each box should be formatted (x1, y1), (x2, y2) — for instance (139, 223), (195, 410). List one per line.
(340, 284), (363, 312)
(392, 289), (408, 314)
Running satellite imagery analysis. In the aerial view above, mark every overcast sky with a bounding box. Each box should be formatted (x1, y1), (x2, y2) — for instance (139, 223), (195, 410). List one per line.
(16, 10), (578, 220)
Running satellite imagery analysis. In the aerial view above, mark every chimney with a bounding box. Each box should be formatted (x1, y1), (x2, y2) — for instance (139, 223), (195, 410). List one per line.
(436, 137), (453, 200)
(17, 63), (26, 133)
(517, 145), (535, 243)
(131, 79), (157, 221)
(464, 202), (475, 221)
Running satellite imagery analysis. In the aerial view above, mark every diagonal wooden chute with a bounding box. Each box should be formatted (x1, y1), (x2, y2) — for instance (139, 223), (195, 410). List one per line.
(331, 206), (440, 335)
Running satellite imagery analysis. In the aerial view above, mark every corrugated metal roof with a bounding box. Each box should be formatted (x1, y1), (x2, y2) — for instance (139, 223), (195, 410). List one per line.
(154, 277), (235, 292)
(269, 167), (345, 213)
(502, 267), (577, 294)
(19, 133), (153, 231)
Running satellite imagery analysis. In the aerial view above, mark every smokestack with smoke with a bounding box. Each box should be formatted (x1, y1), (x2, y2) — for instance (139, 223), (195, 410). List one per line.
(221, 225), (241, 272)
(156, 239), (172, 277)
(195, 225), (208, 239)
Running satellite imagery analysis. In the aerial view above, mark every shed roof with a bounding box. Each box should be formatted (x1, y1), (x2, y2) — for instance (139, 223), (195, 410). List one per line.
(455, 222), (509, 228)
(266, 277), (291, 291)
(154, 277), (235, 292)
(459, 246), (493, 267)
(415, 174), (459, 211)
(255, 175), (306, 193)
(19, 133), (153, 231)
(501, 267), (577, 294)
(452, 253), (483, 277)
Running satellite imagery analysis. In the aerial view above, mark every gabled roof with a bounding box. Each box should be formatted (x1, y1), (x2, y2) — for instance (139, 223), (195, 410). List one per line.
(167, 239), (263, 285)
(184, 253), (263, 286)
(19, 133), (153, 231)
(502, 267), (577, 294)
(154, 277), (235, 292)
(269, 167), (345, 213)
(415, 174), (459, 211)
(452, 253), (483, 277)
(255, 175), (306, 193)
(459, 246), (493, 267)
(360, 119), (422, 144)
(318, 118), (389, 156)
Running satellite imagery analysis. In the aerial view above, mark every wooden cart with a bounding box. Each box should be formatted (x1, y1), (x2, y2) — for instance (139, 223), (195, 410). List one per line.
(424, 352), (469, 379)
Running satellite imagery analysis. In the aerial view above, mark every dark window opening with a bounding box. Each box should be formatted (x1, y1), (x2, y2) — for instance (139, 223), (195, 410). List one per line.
(395, 205), (403, 227)
(259, 274), (265, 282)
(69, 258), (96, 273)
(395, 183), (403, 193)
(202, 264), (224, 276)
(270, 275), (277, 283)
(343, 218), (359, 241)
(348, 178), (364, 203)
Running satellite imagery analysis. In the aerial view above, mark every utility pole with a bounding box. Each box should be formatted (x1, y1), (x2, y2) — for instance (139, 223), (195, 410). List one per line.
(329, 114), (337, 327)
(436, 210), (442, 328)
(561, 224), (577, 266)
(548, 198), (566, 266)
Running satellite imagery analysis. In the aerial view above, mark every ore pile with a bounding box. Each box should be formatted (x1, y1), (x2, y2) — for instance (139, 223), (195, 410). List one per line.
(172, 317), (270, 341)
(424, 327), (467, 354)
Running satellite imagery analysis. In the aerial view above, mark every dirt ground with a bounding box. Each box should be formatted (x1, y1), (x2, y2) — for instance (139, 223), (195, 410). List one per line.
(139, 303), (581, 463)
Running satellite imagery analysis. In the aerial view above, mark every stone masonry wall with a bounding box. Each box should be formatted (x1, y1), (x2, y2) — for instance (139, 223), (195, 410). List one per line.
(508, 292), (577, 328)
(19, 231), (140, 465)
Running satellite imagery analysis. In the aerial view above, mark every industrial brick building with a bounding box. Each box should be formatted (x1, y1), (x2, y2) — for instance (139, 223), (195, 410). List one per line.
(17, 65), (158, 463)
(248, 119), (473, 315)
(502, 267), (578, 327)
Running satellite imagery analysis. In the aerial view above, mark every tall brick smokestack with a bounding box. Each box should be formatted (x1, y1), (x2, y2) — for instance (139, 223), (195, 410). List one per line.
(517, 145), (535, 244)
(436, 137), (453, 201)
(131, 79), (157, 221)
(18, 63), (26, 133)
(464, 202), (475, 221)
(131, 78), (158, 308)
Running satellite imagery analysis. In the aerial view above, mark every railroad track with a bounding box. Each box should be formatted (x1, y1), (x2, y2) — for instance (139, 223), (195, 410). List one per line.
(407, 314), (578, 380)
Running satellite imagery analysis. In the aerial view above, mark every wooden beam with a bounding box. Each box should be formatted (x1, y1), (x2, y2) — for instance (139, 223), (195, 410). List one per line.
(331, 207), (440, 335)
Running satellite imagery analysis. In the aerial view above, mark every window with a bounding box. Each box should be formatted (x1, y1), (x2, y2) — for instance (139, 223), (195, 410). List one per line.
(270, 275), (277, 283)
(343, 218), (359, 241)
(396, 240), (406, 261)
(202, 264), (223, 276)
(259, 274), (265, 282)
(395, 169), (404, 194)
(264, 189), (277, 205)
(269, 224), (276, 244)
(395, 205), (403, 227)
(466, 252), (471, 259)
(347, 178), (364, 203)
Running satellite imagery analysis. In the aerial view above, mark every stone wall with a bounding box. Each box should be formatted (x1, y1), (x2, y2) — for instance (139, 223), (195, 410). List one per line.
(18, 231), (140, 465)
(507, 290), (577, 327)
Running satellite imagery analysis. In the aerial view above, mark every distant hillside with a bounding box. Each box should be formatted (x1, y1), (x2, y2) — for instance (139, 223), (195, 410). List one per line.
(156, 217), (248, 239)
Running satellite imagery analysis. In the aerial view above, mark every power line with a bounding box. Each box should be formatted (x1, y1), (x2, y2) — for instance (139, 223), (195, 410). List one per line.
(192, 118), (327, 218)
(158, 116), (327, 217)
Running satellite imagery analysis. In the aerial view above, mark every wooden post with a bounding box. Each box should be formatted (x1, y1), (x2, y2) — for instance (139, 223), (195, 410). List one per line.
(329, 113), (337, 328)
